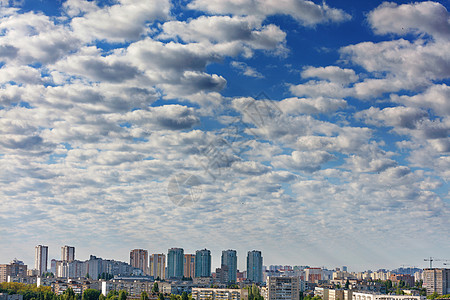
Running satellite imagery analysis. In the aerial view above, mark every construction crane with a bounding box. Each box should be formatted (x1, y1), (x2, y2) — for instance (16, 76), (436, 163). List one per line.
(424, 257), (450, 268)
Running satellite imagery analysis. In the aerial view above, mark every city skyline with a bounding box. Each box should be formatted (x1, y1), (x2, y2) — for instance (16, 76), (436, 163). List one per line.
(2, 244), (446, 274)
(0, 0), (449, 272)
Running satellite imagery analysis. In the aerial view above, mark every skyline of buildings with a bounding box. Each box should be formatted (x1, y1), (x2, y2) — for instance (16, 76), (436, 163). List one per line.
(1, 244), (450, 298)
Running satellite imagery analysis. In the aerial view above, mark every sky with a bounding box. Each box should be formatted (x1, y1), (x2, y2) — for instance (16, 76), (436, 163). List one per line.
(0, 0), (449, 273)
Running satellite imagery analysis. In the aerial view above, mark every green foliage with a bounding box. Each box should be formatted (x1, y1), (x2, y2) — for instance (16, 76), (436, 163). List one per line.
(152, 283), (159, 294)
(181, 292), (188, 300)
(426, 293), (450, 299)
(98, 273), (114, 280)
(345, 279), (350, 290)
(106, 290), (119, 300)
(82, 289), (101, 300)
(247, 284), (264, 300)
(99, 295), (106, 300)
(118, 291), (127, 300)
(158, 293), (165, 300)
(141, 292), (149, 300)
(0, 282), (55, 300)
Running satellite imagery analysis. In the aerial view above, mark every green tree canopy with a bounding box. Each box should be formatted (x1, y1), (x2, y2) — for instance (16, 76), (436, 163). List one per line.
(82, 289), (101, 300)
(152, 283), (159, 294)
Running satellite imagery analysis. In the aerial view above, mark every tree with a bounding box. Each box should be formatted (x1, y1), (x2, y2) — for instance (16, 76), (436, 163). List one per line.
(141, 292), (149, 300)
(82, 289), (101, 300)
(158, 293), (165, 300)
(152, 283), (159, 294)
(99, 295), (106, 300)
(106, 291), (119, 300)
(181, 292), (188, 300)
(345, 279), (350, 290)
(118, 291), (127, 300)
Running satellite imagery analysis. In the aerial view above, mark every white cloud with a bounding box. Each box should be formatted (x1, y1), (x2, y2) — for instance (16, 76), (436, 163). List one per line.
(368, 1), (450, 41)
(301, 66), (358, 85)
(188, 0), (350, 26)
(69, 0), (170, 43)
(231, 61), (264, 78)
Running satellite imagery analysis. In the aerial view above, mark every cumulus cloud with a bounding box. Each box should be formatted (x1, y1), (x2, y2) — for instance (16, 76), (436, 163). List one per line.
(301, 66), (358, 85)
(188, 0), (351, 26)
(273, 150), (336, 172)
(368, 1), (450, 41)
(68, 0), (170, 43)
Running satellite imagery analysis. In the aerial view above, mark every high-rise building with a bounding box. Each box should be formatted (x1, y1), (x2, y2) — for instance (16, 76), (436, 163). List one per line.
(195, 249), (211, 278)
(35, 245), (48, 276)
(267, 276), (300, 300)
(167, 248), (184, 279)
(221, 250), (237, 283)
(130, 249), (149, 274)
(61, 246), (75, 262)
(247, 250), (263, 283)
(0, 264), (11, 283)
(423, 268), (450, 295)
(149, 254), (166, 279)
(184, 254), (195, 279)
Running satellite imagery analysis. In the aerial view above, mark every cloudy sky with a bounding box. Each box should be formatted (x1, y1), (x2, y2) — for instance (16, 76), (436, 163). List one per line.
(0, 0), (449, 273)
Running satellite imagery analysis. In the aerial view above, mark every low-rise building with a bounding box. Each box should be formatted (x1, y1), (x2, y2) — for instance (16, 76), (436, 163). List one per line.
(192, 288), (248, 300)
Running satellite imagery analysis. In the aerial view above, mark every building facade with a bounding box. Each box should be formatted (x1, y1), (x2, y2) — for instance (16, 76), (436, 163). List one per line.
(266, 276), (300, 300)
(423, 268), (450, 295)
(149, 254), (166, 279)
(221, 250), (237, 283)
(61, 246), (75, 262)
(195, 249), (211, 278)
(167, 248), (184, 279)
(35, 245), (48, 276)
(192, 288), (248, 300)
(247, 250), (263, 283)
(184, 254), (195, 279)
(130, 249), (148, 275)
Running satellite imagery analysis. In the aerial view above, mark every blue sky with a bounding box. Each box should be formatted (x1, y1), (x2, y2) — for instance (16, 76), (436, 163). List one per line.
(0, 0), (449, 273)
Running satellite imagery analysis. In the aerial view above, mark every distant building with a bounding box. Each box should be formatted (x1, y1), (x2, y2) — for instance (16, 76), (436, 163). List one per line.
(221, 250), (237, 283)
(184, 254), (195, 279)
(389, 274), (415, 287)
(305, 268), (322, 283)
(192, 288), (248, 300)
(0, 293), (23, 300)
(195, 249), (211, 278)
(35, 245), (48, 276)
(0, 259), (27, 283)
(130, 249), (148, 275)
(352, 292), (424, 300)
(167, 248), (184, 279)
(266, 276), (300, 300)
(215, 265), (229, 284)
(61, 246), (75, 262)
(423, 268), (450, 295)
(247, 250), (263, 284)
(150, 254), (166, 279)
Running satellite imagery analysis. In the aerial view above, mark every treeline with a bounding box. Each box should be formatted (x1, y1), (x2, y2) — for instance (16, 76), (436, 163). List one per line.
(427, 293), (450, 299)
(0, 283), (195, 300)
